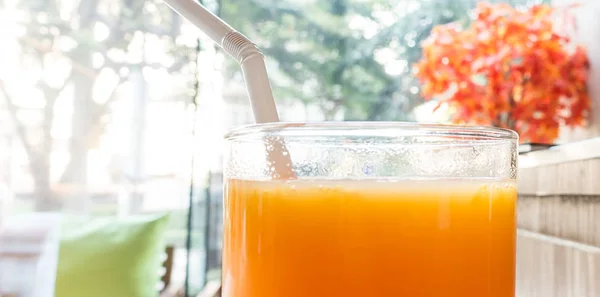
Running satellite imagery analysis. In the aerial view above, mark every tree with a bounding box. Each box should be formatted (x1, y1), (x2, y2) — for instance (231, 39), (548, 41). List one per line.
(414, 2), (589, 143)
(218, 0), (528, 121)
(0, 0), (196, 209)
(219, 0), (403, 120)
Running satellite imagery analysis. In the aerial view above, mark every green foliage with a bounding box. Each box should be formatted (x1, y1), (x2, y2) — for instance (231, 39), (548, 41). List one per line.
(219, 0), (548, 120)
(219, 0), (448, 120)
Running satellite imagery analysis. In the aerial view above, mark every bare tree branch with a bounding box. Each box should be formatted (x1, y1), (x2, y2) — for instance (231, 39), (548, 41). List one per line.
(0, 72), (70, 146)
(0, 70), (73, 176)
(89, 77), (124, 132)
(0, 83), (35, 160)
(58, 77), (124, 182)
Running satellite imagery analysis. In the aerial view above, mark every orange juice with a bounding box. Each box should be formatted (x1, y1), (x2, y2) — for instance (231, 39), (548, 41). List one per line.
(223, 178), (517, 297)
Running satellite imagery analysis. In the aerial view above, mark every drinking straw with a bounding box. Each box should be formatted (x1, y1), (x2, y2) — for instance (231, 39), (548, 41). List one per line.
(163, 0), (295, 179)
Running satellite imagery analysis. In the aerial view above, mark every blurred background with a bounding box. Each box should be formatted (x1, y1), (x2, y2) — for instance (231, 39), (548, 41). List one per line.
(0, 0), (598, 296)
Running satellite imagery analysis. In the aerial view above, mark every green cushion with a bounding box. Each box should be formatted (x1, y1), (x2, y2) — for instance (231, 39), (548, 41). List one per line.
(55, 213), (170, 297)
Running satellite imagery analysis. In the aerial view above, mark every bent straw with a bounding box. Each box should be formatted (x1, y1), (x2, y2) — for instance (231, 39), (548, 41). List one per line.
(164, 0), (295, 179)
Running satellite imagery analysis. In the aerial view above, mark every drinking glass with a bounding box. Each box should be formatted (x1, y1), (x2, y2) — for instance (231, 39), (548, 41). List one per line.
(223, 122), (518, 297)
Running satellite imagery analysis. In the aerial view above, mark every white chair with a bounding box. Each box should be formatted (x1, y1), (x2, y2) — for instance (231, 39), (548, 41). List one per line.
(0, 213), (61, 297)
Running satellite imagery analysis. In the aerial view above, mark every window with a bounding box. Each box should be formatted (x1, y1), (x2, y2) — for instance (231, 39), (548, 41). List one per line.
(1, 0), (574, 295)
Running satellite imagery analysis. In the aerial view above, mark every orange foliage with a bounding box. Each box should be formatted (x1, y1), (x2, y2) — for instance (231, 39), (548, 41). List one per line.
(414, 2), (590, 144)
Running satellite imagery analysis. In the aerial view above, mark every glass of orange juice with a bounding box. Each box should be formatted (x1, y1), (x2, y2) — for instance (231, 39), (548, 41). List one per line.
(222, 122), (518, 297)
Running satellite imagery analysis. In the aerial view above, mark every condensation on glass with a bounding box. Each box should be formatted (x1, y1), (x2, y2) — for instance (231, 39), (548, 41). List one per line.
(224, 122), (518, 181)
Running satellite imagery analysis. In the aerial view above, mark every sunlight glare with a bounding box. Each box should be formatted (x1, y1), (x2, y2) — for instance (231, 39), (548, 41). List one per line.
(13, 88), (45, 109)
(372, 10), (396, 27)
(374, 47), (396, 64)
(0, 37), (21, 80)
(57, 35), (78, 52)
(59, 0), (77, 21)
(93, 52), (105, 69)
(43, 52), (71, 88)
(107, 48), (126, 63)
(92, 68), (119, 105)
(15, 109), (43, 126)
(384, 60), (408, 76)
(126, 31), (144, 64)
(176, 23), (202, 47)
(348, 14), (378, 39)
(143, 34), (170, 67)
(0, 10), (27, 37)
(51, 85), (74, 140)
(414, 100), (451, 123)
(119, 67), (129, 78)
(94, 21), (110, 42)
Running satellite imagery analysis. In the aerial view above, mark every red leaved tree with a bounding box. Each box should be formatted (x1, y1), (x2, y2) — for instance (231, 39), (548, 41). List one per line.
(414, 2), (590, 143)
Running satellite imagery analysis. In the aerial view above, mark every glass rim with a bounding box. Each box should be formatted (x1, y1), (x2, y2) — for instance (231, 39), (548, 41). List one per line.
(224, 121), (518, 141)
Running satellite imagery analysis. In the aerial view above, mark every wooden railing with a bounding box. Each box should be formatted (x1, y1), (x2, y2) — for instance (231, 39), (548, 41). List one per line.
(517, 229), (600, 297)
(517, 140), (600, 297)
